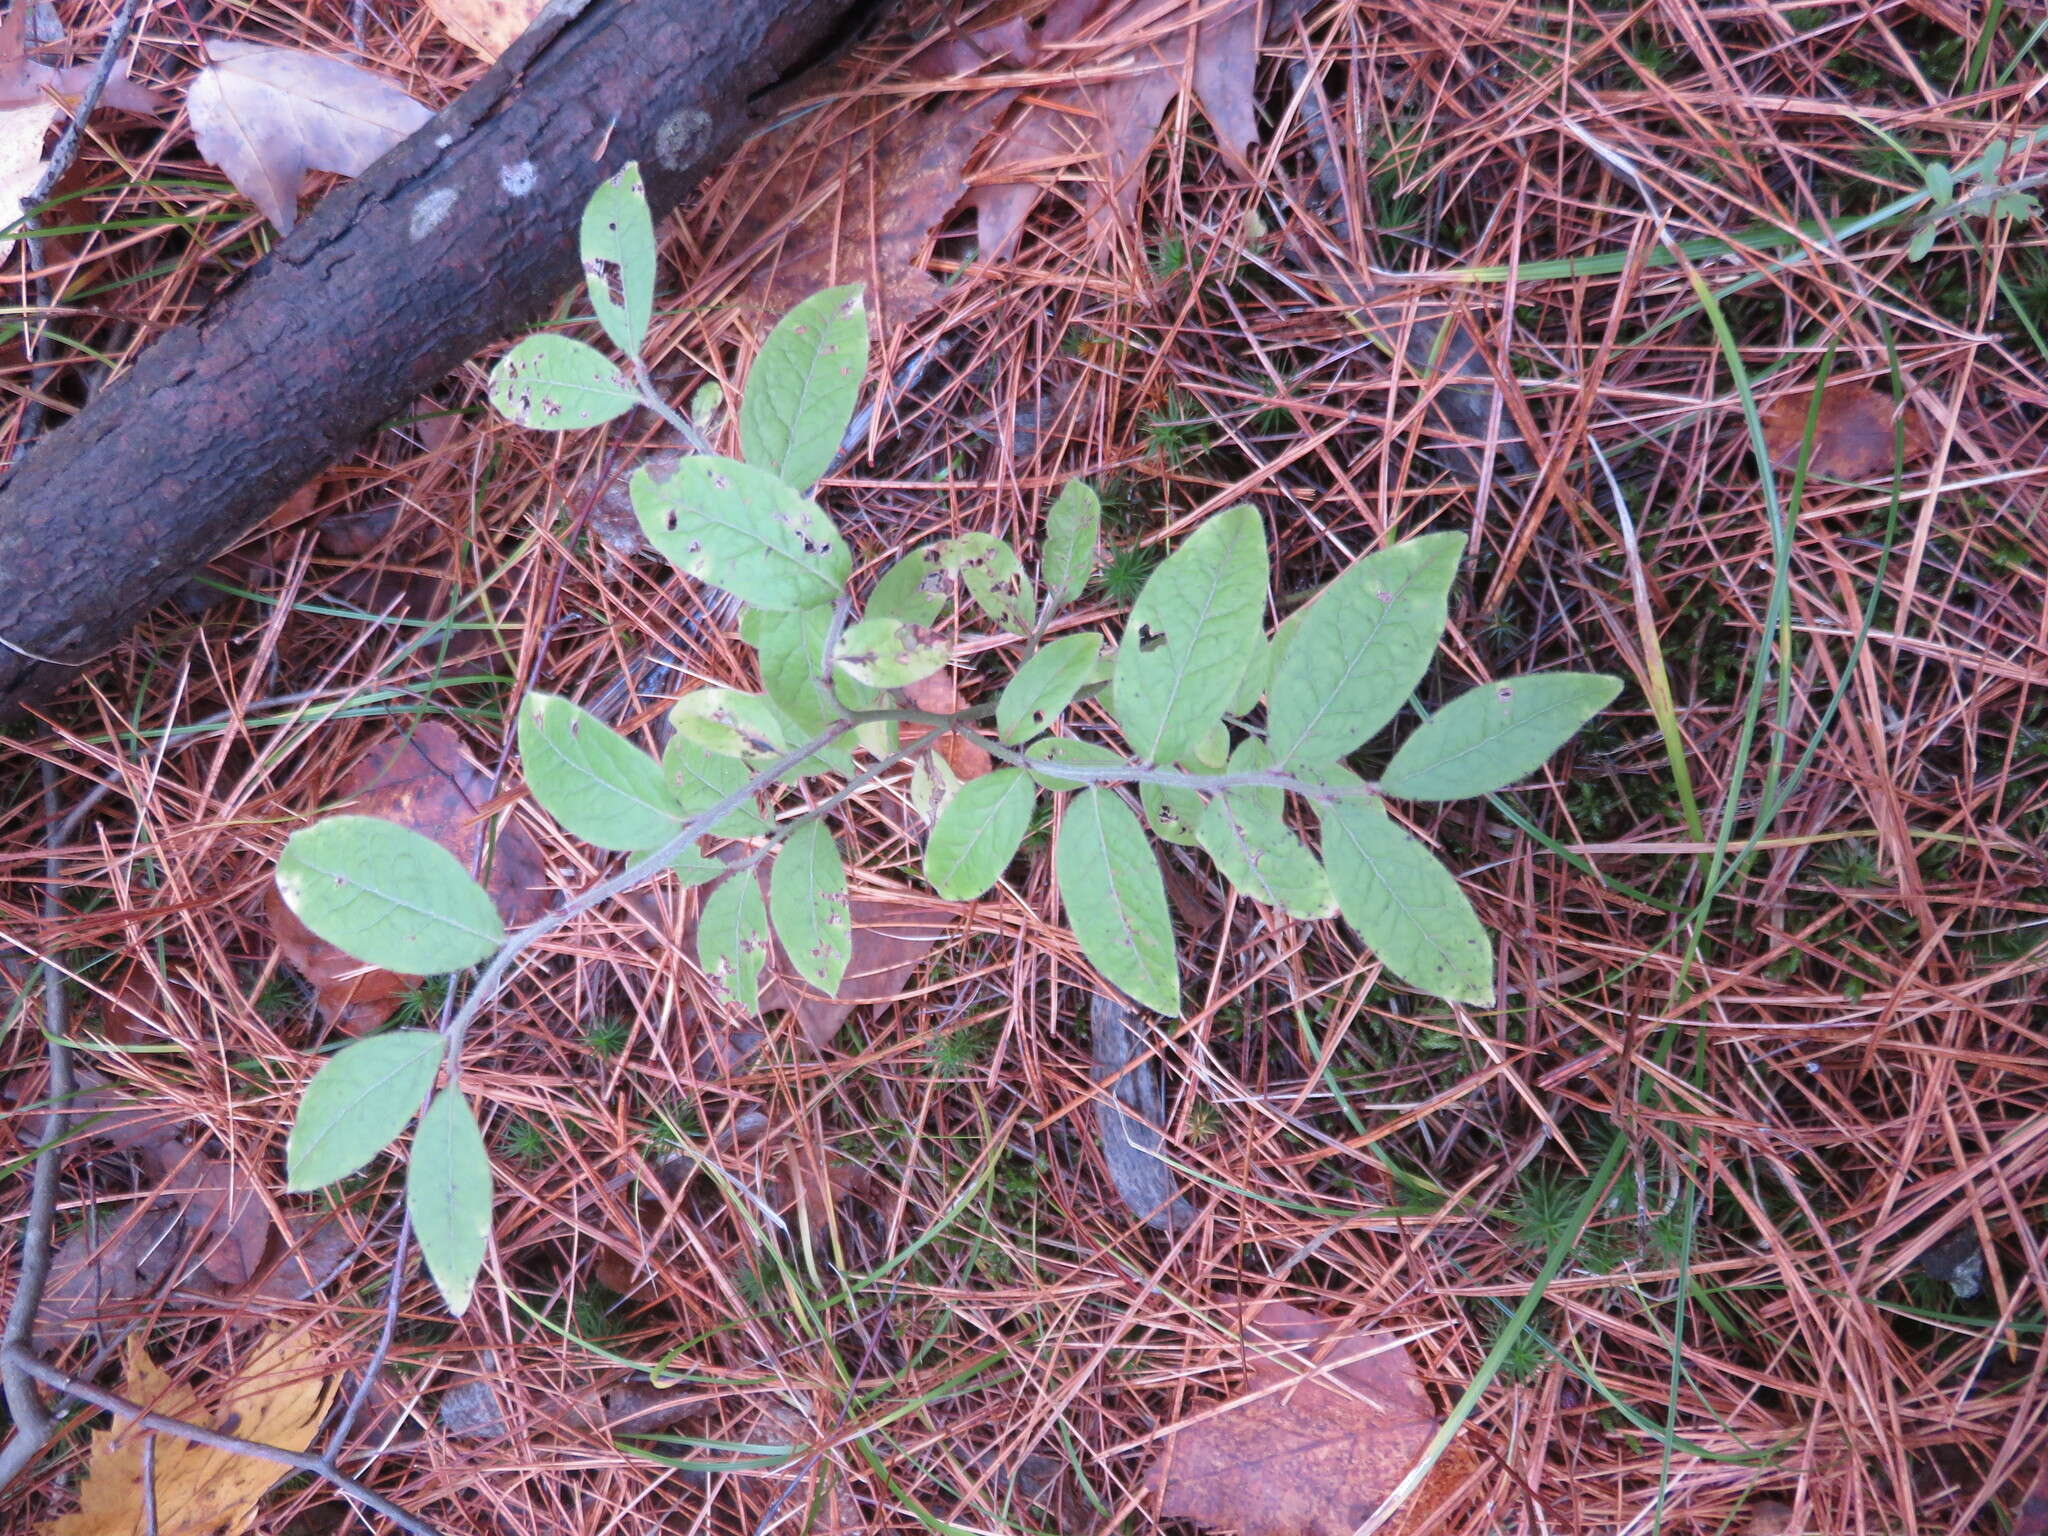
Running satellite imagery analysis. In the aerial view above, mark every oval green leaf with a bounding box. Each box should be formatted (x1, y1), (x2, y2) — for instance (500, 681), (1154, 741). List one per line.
(1110, 505), (1267, 765)
(581, 161), (655, 357)
(1381, 673), (1623, 802)
(633, 455), (850, 611)
(1197, 791), (1335, 920)
(698, 871), (771, 1015)
(1040, 479), (1101, 605)
(1265, 531), (1464, 767)
(744, 604), (839, 735)
(1056, 788), (1180, 1016)
(285, 1030), (443, 1192)
(669, 688), (792, 764)
(834, 616), (950, 689)
(769, 820), (852, 995)
(866, 544), (949, 627)
(407, 1088), (493, 1316)
(995, 633), (1102, 743)
(1140, 779), (1206, 847)
(924, 768), (1037, 900)
(487, 334), (638, 431)
(739, 283), (868, 492)
(1313, 772), (1493, 1005)
(276, 815), (504, 975)
(517, 691), (681, 851)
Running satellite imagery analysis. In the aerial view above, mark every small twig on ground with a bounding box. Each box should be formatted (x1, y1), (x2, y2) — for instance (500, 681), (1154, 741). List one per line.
(0, 765), (78, 1488)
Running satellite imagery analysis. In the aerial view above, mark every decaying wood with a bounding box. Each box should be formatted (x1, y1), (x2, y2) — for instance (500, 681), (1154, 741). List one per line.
(0, 0), (874, 720)
(1090, 991), (1197, 1233)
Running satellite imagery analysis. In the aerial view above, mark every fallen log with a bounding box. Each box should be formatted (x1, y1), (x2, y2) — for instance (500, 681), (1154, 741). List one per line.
(0, 0), (874, 720)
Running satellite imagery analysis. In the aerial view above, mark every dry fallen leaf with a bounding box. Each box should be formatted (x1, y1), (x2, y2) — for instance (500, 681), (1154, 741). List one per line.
(1146, 1301), (1471, 1536)
(422, 0), (543, 60)
(1761, 382), (1932, 481)
(33, 1207), (199, 1355)
(185, 41), (432, 232)
(266, 722), (550, 1032)
(0, 3), (165, 114)
(42, 1328), (336, 1536)
(899, 671), (993, 783)
(165, 1151), (270, 1288)
(719, 0), (1262, 322)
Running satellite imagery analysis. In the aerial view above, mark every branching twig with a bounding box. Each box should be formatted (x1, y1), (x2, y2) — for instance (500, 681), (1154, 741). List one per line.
(0, 1345), (446, 1536)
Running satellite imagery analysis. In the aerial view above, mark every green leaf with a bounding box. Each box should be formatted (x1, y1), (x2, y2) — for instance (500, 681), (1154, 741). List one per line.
(1906, 221), (1938, 261)
(866, 545), (949, 627)
(1381, 673), (1622, 801)
(1109, 505), (1267, 765)
(996, 633), (1102, 743)
(940, 532), (1036, 634)
(1196, 743), (1334, 919)
(580, 161), (655, 357)
(285, 1030), (443, 1191)
(1265, 531), (1463, 767)
(739, 284), (867, 492)
(671, 846), (726, 886)
(1025, 737), (1127, 791)
(834, 617), (950, 688)
(923, 769), (1036, 900)
(663, 734), (768, 838)
(407, 1089), (493, 1316)
(669, 688), (792, 764)
(698, 871), (771, 1014)
(633, 455), (850, 610)
(743, 605), (838, 736)
(1056, 789), (1180, 1016)
(1314, 774), (1493, 1004)
(769, 820), (851, 994)
(1040, 480), (1100, 604)
(487, 334), (638, 431)
(1139, 779), (1205, 847)
(276, 816), (503, 975)
(1230, 635), (1270, 716)
(517, 692), (681, 851)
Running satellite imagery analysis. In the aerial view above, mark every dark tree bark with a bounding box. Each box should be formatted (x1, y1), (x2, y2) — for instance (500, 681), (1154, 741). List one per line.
(0, 0), (874, 719)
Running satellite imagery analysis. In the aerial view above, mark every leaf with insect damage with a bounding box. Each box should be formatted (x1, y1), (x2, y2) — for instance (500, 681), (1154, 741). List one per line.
(1040, 478), (1102, 610)
(489, 333), (639, 431)
(668, 687), (793, 765)
(767, 819), (853, 995)
(185, 41), (430, 233)
(285, 1029), (443, 1191)
(634, 455), (850, 610)
(940, 532), (1036, 635)
(1111, 505), (1266, 765)
(1146, 1301), (1472, 1536)
(698, 868), (773, 1015)
(517, 691), (682, 851)
(1381, 674), (1621, 803)
(834, 616), (950, 689)
(581, 160), (655, 357)
(406, 1089), (493, 1316)
(1057, 788), (1179, 1016)
(741, 283), (868, 492)
(663, 733), (770, 838)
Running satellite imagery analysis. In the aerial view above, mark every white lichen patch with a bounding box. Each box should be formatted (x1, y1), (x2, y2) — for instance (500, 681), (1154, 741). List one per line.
(498, 160), (536, 197)
(655, 108), (710, 170)
(410, 186), (458, 241)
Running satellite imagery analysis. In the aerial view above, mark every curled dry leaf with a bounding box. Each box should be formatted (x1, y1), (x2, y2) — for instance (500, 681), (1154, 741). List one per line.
(1146, 1301), (1472, 1536)
(185, 41), (433, 232)
(42, 1328), (338, 1536)
(1760, 382), (1932, 482)
(422, 0), (545, 61)
(900, 670), (993, 782)
(718, 0), (1263, 322)
(266, 722), (549, 1032)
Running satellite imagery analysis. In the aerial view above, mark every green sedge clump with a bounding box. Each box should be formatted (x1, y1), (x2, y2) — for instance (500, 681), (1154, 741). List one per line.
(265, 165), (1619, 1315)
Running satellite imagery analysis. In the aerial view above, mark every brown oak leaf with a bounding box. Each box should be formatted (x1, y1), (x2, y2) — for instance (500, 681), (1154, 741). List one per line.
(1146, 1301), (1472, 1536)
(1760, 382), (1932, 482)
